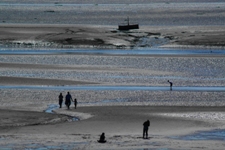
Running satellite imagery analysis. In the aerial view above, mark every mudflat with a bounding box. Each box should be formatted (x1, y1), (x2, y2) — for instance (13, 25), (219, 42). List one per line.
(1, 1), (225, 149)
(1, 24), (225, 49)
(1, 106), (225, 149)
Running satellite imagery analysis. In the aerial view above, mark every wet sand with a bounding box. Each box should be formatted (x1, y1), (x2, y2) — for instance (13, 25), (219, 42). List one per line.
(0, 28), (225, 148)
(1, 1), (225, 149)
(1, 24), (225, 49)
(0, 106), (225, 149)
(0, 53), (225, 149)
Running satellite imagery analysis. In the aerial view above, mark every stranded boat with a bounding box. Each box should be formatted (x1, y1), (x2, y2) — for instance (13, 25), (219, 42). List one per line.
(118, 17), (139, 30)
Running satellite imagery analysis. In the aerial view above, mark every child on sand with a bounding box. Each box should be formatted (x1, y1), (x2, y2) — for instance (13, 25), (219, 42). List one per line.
(74, 98), (77, 109)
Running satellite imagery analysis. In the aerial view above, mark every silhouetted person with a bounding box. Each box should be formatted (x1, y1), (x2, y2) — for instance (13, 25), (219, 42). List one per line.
(143, 120), (150, 139)
(168, 80), (173, 90)
(74, 98), (77, 109)
(98, 132), (106, 143)
(65, 92), (72, 109)
(58, 93), (63, 108)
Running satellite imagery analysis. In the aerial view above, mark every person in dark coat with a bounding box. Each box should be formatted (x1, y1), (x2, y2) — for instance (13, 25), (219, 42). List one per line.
(58, 93), (63, 108)
(168, 80), (173, 90)
(74, 98), (77, 109)
(98, 132), (106, 143)
(65, 92), (72, 109)
(143, 120), (150, 139)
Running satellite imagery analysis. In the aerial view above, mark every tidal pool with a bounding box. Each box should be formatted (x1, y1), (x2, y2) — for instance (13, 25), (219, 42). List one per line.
(171, 129), (225, 141)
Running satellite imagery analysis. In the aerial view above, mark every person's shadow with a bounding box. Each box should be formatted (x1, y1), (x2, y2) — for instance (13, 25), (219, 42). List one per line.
(137, 136), (152, 140)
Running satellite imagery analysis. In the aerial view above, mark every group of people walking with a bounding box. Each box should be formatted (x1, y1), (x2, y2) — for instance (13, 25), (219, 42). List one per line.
(58, 92), (77, 109)
(57, 80), (170, 141)
(56, 79), (172, 144)
(56, 80), (173, 143)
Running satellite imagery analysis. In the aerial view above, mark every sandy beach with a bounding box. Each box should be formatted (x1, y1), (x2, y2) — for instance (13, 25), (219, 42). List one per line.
(1, 0), (225, 149)
(0, 29), (225, 149)
(1, 106), (225, 149)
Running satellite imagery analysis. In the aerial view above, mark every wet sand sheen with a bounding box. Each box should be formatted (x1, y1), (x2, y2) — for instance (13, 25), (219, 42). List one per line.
(1, 1), (225, 149)
(0, 85), (225, 92)
(1, 36), (225, 150)
(0, 76), (98, 85)
(1, 106), (225, 149)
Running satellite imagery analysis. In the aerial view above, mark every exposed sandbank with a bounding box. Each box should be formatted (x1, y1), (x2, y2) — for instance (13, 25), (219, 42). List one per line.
(1, 24), (225, 49)
(0, 106), (225, 149)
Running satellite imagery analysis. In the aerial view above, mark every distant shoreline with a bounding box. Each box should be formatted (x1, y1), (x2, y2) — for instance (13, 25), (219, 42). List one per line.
(1, 24), (225, 49)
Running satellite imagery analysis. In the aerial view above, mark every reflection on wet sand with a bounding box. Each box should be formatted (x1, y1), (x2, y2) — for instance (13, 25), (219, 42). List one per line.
(171, 129), (225, 141)
(0, 85), (225, 92)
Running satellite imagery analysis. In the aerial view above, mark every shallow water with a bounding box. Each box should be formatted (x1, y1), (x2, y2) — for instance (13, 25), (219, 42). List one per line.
(1, 50), (225, 87)
(0, 49), (224, 55)
(45, 104), (79, 121)
(44, 104), (59, 113)
(0, 47), (225, 108)
(1, 1), (225, 26)
(1, 85), (225, 92)
(171, 129), (225, 141)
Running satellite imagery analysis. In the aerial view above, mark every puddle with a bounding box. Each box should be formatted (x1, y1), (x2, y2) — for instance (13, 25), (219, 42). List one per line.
(170, 129), (225, 141)
(44, 104), (58, 113)
(45, 104), (79, 121)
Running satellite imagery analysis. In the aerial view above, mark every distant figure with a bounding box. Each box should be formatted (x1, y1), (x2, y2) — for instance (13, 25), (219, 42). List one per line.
(98, 132), (106, 143)
(143, 120), (150, 139)
(65, 92), (72, 109)
(58, 93), (63, 108)
(74, 98), (77, 109)
(168, 80), (173, 90)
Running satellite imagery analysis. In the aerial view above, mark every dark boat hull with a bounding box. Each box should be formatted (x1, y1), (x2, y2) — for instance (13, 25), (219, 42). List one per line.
(118, 24), (139, 30)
